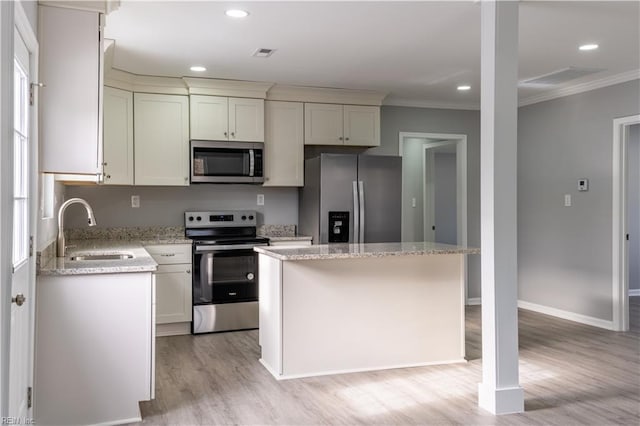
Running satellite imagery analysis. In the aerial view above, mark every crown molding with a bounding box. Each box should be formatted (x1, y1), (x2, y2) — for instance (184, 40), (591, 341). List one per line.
(183, 77), (273, 99)
(267, 84), (387, 106)
(104, 68), (188, 95)
(518, 69), (640, 107)
(38, 0), (120, 14)
(383, 97), (479, 111)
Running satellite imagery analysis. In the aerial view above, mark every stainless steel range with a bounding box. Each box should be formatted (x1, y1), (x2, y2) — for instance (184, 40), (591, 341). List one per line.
(185, 210), (269, 334)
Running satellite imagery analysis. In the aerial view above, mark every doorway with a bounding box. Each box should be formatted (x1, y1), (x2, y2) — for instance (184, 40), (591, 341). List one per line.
(612, 115), (640, 332)
(627, 124), (639, 331)
(399, 132), (468, 297)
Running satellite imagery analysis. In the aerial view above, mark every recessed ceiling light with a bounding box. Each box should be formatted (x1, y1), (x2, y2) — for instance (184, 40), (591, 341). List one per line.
(579, 43), (599, 51)
(190, 66), (206, 72)
(457, 85), (471, 91)
(225, 9), (249, 18)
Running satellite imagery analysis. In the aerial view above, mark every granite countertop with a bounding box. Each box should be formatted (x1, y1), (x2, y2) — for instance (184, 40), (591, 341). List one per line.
(255, 241), (480, 261)
(38, 240), (158, 276)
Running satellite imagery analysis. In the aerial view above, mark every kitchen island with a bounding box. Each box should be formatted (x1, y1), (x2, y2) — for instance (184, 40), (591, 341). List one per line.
(255, 242), (479, 380)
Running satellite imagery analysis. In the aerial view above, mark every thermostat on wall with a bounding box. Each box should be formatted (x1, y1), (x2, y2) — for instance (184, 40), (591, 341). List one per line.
(578, 178), (589, 192)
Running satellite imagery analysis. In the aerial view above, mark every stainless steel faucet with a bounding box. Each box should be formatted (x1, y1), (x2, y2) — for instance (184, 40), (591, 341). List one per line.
(57, 198), (97, 257)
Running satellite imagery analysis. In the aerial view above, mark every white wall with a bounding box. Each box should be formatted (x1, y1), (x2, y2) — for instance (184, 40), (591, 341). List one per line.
(628, 124), (640, 291)
(518, 79), (640, 321)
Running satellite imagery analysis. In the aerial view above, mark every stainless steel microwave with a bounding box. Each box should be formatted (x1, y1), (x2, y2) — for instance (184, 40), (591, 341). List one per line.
(190, 140), (264, 184)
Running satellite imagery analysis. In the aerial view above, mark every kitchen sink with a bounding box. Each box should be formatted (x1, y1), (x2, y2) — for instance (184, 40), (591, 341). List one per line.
(70, 253), (134, 261)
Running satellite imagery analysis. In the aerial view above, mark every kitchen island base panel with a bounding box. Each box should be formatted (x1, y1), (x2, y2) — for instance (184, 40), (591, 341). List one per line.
(259, 253), (465, 379)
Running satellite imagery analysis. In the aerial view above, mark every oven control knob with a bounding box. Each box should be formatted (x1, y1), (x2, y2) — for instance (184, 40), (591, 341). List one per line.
(196, 216), (202, 221)
(246, 273), (255, 281)
(248, 215), (254, 220)
(188, 216), (194, 222)
(241, 215), (247, 220)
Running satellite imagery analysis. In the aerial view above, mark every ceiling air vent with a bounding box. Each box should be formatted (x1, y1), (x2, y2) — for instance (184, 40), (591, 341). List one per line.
(252, 48), (276, 58)
(520, 66), (605, 86)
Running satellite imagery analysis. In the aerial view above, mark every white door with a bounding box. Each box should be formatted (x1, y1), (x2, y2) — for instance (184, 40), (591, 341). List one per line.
(9, 28), (35, 420)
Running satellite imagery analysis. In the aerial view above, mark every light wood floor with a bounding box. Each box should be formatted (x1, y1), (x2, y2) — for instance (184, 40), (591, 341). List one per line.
(138, 298), (640, 425)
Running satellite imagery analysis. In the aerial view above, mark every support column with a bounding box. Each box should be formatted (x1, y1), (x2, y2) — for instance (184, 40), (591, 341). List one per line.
(478, 0), (524, 415)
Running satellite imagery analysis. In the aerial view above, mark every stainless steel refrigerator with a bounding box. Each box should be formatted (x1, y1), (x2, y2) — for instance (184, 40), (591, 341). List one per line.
(299, 154), (402, 244)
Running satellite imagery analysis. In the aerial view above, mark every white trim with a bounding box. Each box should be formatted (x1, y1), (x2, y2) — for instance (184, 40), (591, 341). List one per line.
(262, 358), (467, 381)
(518, 300), (614, 331)
(519, 70), (640, 107)
(612, 115), (640, 332)
(91, 416), (143, 426)
(384, 97), (479, 111)
(629, 289), (640, 297)
(466, 297), (481, 306)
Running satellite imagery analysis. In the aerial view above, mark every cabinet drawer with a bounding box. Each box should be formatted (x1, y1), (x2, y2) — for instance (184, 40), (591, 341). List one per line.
(145, 244), (191, 264)
(269, 240), (312, 248)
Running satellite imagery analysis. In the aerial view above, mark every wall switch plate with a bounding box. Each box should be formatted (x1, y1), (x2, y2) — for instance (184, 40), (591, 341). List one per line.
(564, 194), (572, 207)
(411, 197), (416, 208)
(578, 178), (589, 191)
(257, 194), (264, 206)
(131, 195), (140, 208)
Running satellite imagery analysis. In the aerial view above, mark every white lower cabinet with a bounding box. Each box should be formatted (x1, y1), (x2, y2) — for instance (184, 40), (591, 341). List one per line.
(145, 244), (192, 335)
(35, 272), (154, 425)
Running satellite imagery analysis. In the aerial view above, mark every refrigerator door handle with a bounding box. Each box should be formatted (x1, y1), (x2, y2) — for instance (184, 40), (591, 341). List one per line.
(358, 181), (365, 243)
(352, 181), (359, 243)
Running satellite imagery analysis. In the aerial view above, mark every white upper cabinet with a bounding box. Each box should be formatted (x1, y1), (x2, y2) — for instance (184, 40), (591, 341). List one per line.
(190, 95), (264, 142)
(343, 105), (381, 147)
(39, 5), (104, 175)
(189, 95), (228, 140)
(304, 103), (380, 146)
(102, 87), (134, 185)
(134, 93), (189, 186)
(264, 101), (304, 187)
(304, 103), (344, 146)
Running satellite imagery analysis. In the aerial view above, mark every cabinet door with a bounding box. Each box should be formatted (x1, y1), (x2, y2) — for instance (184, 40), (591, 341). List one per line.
(264, 101), (304, 186)
(229, 98), (265, 142)
(134, 93), (189, 186)
(343, 105), (380, 147)
(304, 103), (344, 145)
(190, 95), (228, 140)
(155, 264), (192, 324)
(39, 5), (102, 175)
(102, 87), (133, 185)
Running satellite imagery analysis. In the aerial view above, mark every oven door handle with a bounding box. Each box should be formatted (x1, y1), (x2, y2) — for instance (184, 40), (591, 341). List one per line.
(195, 243), (268, 252)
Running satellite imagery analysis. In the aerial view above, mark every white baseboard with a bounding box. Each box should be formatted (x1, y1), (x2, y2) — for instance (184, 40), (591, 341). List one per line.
(517, 300), (614, 330)
(156, 322), (191, 337)
(466, 297), (481, 306)
(629, 289), (640, 297)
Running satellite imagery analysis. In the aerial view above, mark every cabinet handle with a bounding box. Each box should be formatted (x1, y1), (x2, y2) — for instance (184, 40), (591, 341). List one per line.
(102, 162), (108, 166)
(160, 253), (176, 257)
(224, 132), (228, 137)
(185, 177), (189, 182)
(106, 175), (111, 179)
(339, 136), (343, 141)
(186, 270), (191, 274)
(345, 137), (350, 141)
(231, 132), (235, 138)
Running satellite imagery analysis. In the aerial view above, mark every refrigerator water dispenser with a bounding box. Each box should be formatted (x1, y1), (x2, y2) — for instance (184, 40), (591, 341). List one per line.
(328, 211), (350, 243)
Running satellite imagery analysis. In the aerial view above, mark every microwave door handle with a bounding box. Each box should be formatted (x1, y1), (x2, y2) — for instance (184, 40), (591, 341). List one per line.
(249, 149), (255, 177)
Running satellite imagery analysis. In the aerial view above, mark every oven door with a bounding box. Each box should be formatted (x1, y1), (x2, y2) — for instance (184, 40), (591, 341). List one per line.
(193, 245), (259, 304)
(190, 140), (264, 183)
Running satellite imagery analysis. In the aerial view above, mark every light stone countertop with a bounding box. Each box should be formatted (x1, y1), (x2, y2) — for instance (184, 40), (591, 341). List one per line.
(38, 240), (159, 276)
(255, 241), (480, 261)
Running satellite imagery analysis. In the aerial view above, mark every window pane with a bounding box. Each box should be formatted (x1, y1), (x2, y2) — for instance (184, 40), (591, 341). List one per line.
(13, 199), (28, 266)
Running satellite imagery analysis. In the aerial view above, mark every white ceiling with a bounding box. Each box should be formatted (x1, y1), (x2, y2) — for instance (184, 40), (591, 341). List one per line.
(104, 1), (640, 109)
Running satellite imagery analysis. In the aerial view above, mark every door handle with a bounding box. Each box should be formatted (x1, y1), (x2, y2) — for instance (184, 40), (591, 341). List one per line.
(12, 293), (26, 306)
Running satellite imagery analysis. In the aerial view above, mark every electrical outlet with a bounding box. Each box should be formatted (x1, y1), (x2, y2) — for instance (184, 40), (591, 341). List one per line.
(131, 195), (140, 208)
(257, 194), (265, 206)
